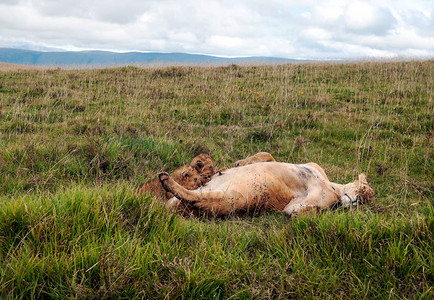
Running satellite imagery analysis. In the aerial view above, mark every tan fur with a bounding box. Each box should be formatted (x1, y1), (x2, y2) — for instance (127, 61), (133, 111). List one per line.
(160, 157), (374, 217)
(138, 154), (216, 200)
(189, 153), (215, 185)
(138, 164), (201, 199)
(338, 173), (375, 207)
(235, 152), (276, 167)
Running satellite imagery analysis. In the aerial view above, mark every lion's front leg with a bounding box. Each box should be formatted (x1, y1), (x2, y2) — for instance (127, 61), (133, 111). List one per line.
(159, 172), (201, 202)
(283, 189), (338, 217)
(159, 172), (232, 216)
(283, 203), (321, 217)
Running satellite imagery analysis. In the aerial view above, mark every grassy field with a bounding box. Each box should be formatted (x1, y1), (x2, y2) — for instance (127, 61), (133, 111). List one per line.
(0, 61), (432, 299)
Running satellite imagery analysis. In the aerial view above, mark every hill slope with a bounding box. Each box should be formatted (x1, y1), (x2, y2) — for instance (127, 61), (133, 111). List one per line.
(0, 48), (295, 66)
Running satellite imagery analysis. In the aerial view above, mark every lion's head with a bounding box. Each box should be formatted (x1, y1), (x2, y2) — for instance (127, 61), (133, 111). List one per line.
(190, 154), (215, 184)
(340, 174), (375, 207)
(171, 165), (202, 190)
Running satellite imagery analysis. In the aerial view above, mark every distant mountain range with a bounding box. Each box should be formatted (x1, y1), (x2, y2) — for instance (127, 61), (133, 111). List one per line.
(0, 48), (300, 66)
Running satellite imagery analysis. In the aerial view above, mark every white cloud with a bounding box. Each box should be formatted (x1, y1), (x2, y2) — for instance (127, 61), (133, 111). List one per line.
(0, 0), (432, 59)
(308, 0), (346, 24)
(168, 32), (199, 46)
(207, 36), (246, 50)
(343, 2), (396, 35)
(301, 27), (333, 41)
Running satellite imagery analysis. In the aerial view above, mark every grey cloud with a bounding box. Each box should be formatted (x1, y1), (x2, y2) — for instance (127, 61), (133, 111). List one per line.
(0, 0), (24, 4)
(402, 8), (434, 37)
(33, 0), (151, 24)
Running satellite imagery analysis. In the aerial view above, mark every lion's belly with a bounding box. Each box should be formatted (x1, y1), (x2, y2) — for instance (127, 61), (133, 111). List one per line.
(198, 162), (307, 211)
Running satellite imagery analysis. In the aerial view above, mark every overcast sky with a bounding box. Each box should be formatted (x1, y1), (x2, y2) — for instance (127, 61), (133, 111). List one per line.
(0, 0), (433, 59)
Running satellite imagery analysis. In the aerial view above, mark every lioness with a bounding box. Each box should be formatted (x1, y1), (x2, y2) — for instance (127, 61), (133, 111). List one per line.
(159, 160), (374, 217)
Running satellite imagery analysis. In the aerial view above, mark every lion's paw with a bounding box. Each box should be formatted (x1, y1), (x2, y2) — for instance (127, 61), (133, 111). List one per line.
(159, 172), (170, 186)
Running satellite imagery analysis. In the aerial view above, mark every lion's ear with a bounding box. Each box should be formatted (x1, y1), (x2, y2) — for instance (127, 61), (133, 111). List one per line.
(192, 160), (203, 170)
(359, 173), (368, 185)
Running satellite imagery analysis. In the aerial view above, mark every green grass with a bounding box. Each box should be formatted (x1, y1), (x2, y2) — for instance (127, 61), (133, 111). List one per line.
(0, 61), (433, 298)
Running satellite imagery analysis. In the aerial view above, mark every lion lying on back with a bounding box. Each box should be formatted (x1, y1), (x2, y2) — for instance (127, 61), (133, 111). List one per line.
(159, 152), (375, 217)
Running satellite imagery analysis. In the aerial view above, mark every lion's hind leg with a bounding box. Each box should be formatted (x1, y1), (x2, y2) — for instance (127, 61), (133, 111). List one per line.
(235, 152), (275, 167)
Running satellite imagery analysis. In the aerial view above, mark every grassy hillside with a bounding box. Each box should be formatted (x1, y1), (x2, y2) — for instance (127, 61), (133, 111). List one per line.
(0, 61), (432, 298)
